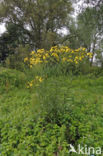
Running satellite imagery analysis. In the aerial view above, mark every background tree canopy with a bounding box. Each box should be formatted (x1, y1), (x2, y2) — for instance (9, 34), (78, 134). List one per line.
(0, 0), (72, 49)
(0, 0), (103, 66)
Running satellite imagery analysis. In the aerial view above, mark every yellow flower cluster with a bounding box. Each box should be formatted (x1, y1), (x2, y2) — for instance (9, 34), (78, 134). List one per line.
(26, 76), (43, 88)
(24, 46), (93, 67)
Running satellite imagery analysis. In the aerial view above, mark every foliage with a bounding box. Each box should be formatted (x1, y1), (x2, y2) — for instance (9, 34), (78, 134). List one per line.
(0, 23), (30, 61)
(0, 67), (27, 91)
(0, 0), (72, 49)
(63, 1), (103, 66)
(0, 67), (103, 155)
(5, 44), (31, 71)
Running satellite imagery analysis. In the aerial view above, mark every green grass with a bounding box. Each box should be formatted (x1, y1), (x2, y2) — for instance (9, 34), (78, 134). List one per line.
(0, 67), (103, 155)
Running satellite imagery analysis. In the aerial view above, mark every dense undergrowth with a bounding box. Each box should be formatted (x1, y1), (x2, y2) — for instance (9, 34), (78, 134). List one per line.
(0, 65), (103, 155)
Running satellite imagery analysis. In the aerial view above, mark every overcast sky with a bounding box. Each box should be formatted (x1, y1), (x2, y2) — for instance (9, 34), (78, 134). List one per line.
(0, 23), (6, 34)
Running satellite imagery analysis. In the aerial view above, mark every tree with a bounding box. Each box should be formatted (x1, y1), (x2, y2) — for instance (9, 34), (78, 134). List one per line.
(0, 23), (30, 61)
(62, 3), (103, 66)
(76, 5), (103, 66)
(0, 0), (72, 50)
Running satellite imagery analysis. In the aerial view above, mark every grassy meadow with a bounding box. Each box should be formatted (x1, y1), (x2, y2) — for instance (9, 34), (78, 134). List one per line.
(0, 65), (103, 155)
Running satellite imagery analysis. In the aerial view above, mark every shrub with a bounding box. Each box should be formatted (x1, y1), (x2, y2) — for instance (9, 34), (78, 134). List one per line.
(5, 45), (31, 71)
(0, 68), (27, 91)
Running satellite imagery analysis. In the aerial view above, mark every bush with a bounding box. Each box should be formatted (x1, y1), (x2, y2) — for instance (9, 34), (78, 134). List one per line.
(0, 67), (27, 91)
(5, 45), (31, 71)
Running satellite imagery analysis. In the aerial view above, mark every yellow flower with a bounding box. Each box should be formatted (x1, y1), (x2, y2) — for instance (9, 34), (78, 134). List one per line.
(30, 65), (33, 68)
(26, 46), (92, 68)
(31, 51), (35, 55)
(62, 57), (67, 62)
(35, 76), (44, 83)
(82, 48), (86, 51)
(87, 52), (93, 58)
(67, 59), (73, 63)
(29, 83), (33, 87)
(39, 77), (43, 82)
(79, 56), (82, 61)
(35, 76), (39, 79)
(75, 56), (79, 60)
(75, 61), (78, 64)
(27, 81), (33, 88)
(30, 58), (35, 64)
(51, 53), (59, 61)
(45, 53), (49, 57)
(34, 58), (42, 64)
(24, 57), (28, 62)
(61, 48), (65, 53)
(75, 49), (79, 52)
(66, 48), (70, 53)
(37, 49), (45, 54)
(43, 55), (46, 60)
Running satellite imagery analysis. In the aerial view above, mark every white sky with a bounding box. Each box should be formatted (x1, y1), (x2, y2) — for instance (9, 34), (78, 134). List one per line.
(0, 23), (6, 34)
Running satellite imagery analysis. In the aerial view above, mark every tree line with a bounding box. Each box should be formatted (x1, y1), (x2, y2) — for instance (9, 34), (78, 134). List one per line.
(0, 0), (103, 67)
